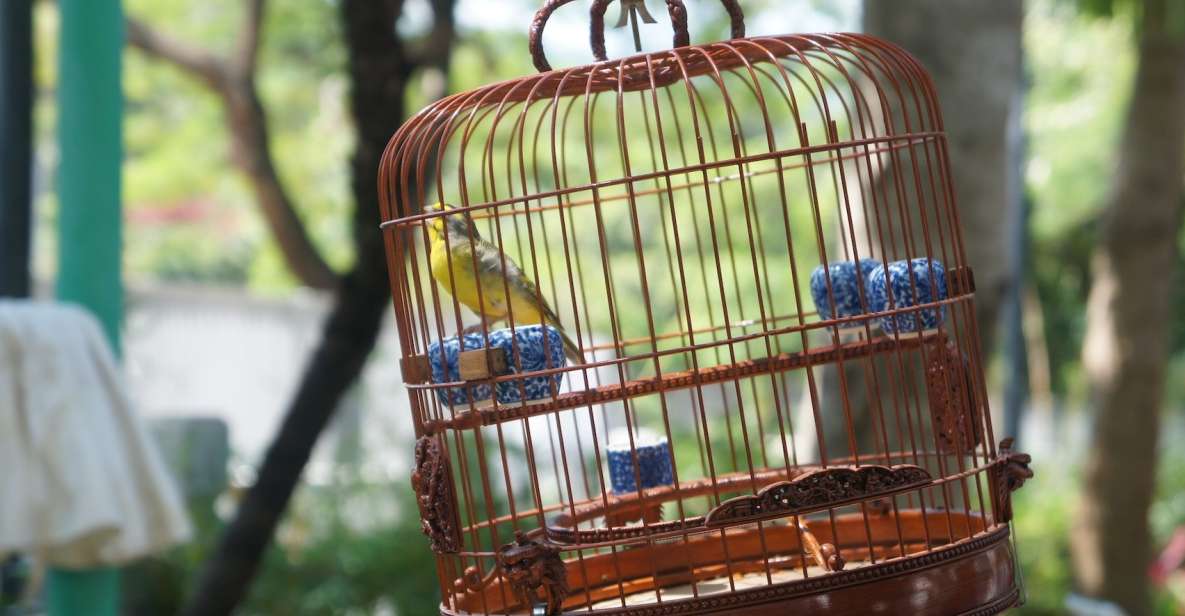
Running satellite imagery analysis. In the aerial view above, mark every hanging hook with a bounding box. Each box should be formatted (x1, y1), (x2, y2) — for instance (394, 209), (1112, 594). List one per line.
(528, 0), (745, 72)
(614, 0), (658, 53)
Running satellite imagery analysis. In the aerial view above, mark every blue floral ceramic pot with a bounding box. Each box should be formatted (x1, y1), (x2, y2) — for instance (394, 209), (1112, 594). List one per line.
(867, 258), (947, 333)
(809, 258), (879, 327)
(494, 325), (566, 403)
(427, 332), (493, 406)
(606, 432), (674, 494)
(427, 324), (566, 406)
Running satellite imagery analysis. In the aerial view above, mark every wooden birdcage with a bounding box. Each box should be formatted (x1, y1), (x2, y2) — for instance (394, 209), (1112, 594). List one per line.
(378, 1), (1032, 614)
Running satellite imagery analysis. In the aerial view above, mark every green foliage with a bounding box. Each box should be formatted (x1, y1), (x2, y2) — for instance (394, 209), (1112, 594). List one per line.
(1151, 433), (1185, 543)
(245, 481), (438, 616)
(115, 0), (352, 288)
(242, 486), (440, 616)
(1011, 446), (1185, 615)
(128, 480), (440, 615)
(1009, 443), (1185, 616)
(1025, 0), (1135, 401)
(1027, 0), (1185, 402)
(1029, 217), (1094, 398)
(1012, 463), (1075, 614)
(1075, 0), (1127, 19)
(1072, 0), (1185, 36)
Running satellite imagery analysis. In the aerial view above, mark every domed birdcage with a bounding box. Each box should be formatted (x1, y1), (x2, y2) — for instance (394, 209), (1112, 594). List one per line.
(378, 1), (1032, 614)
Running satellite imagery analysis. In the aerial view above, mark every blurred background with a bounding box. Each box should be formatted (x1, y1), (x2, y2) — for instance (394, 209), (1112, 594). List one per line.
(2, 0), (1184, 614)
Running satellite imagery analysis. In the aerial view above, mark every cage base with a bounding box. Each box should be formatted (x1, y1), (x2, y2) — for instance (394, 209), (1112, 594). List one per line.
(582, 530), (1016, 615)
(443, 513), (1017, 616)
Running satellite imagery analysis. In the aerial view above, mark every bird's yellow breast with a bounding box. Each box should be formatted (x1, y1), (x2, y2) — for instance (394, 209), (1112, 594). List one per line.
(433, 238), (547, 325)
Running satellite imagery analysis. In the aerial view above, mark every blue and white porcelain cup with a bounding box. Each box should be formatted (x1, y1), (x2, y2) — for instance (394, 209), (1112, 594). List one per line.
(427, 324), (566, 406)
(606, 429), (674, 494)
(809, 258), (879, 327)
(867, 258), (948, 334)
(427, 332), (493, 406)
(493, 325), (567, 404)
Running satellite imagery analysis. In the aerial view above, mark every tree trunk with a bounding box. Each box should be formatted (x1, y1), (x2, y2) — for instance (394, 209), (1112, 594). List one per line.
(863, 0), (1023, 358)
(176, 0), (454, 612)
(1071, 2), (1185, 613)
(223, 77), (340, 291)
(814, 0), (1023, 458)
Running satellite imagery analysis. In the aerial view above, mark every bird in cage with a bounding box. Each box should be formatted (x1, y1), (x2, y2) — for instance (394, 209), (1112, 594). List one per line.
(424, 203), (584, 365)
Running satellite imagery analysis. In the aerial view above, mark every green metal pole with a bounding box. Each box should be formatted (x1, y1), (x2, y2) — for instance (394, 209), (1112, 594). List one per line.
(52, 0), (123, 613)
(56, 0), (123, 353)
(46, 569), (120, 616)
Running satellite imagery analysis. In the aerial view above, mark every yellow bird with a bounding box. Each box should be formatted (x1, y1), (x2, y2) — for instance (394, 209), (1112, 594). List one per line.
(424, 203), (584, 365)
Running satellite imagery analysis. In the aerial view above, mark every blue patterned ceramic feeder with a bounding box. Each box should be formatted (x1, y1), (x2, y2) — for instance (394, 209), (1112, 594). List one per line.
(494, 325), (567, 403)
(606, 431), (674, 494)
(427, 324), (566, 407)
(427, 332), (493, 406)
(867, 258), (948, 334)
(809, 258), (879, 328)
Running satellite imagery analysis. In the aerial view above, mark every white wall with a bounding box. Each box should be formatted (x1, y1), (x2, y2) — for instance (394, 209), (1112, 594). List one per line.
(121, 283), (414, 483)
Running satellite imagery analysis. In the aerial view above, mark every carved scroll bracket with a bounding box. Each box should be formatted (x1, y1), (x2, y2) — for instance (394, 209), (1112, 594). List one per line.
(925, 336), (983, 453)
(990, 437), (1033, 523)
(704, 465), (932, 528)
(411, 435), (462, 553)
(498, 532), (568, 615)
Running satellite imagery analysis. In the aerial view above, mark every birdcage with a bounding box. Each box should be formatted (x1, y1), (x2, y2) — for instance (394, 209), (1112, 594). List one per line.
(378, 1), (1032, 614)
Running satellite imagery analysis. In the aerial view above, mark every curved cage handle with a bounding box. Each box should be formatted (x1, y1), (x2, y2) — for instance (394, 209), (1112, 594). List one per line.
(530, 0), (746, 73)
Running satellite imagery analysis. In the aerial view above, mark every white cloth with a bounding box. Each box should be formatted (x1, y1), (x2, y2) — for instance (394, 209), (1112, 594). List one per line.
(0, 301), (191, 567)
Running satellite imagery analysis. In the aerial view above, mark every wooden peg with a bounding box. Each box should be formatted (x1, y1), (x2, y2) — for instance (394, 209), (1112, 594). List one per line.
(947, 266), (976, 296)
(458, 348), (508, 380)
(400, 355), (431, 384)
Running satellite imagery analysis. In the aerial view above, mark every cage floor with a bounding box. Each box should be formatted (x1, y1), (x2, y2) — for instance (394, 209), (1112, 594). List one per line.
(588, 563), (854, 609)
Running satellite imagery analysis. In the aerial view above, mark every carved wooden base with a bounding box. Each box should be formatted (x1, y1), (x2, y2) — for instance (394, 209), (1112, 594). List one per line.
(442, 509), (1018, 615)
